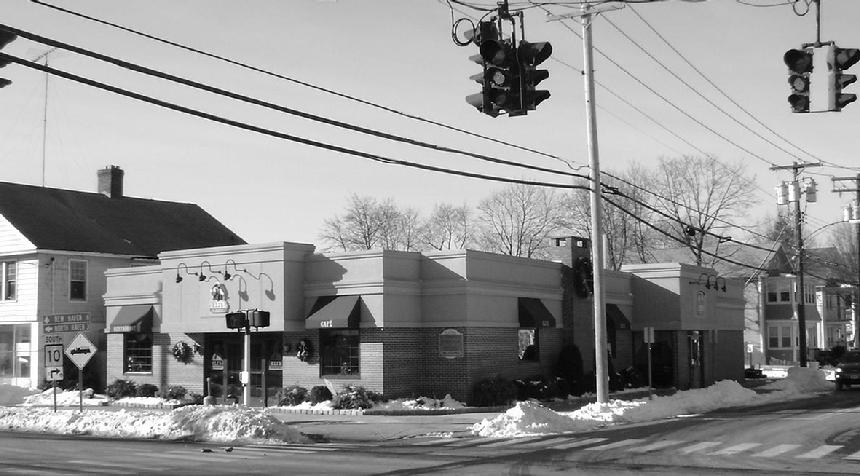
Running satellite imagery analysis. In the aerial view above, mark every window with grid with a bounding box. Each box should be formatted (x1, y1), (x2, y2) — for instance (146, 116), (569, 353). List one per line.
(320, 330), (359, 376)
(69, 260), (87, 301)
(3, 262), (15, 301)
(124, 332), (152, 373)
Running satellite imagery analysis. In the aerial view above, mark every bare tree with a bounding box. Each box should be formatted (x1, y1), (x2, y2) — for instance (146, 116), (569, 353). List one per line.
(319, 195), (384, 251)
(476, 183), (565, 258)
(424, 203), (472, 250)
(652, 155), (756, 266)
(560, 164), (659, 270)
(827, 222), (859, 284)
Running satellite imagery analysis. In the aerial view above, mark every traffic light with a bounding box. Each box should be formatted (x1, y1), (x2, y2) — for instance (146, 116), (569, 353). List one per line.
(225, 312), (248, 330)
(465, 21), (521, 117)
(827, 45), (860, 111)
(0, 28), (17, 89)
(784, 48), (813, 113)
(518, 40), (552, 112)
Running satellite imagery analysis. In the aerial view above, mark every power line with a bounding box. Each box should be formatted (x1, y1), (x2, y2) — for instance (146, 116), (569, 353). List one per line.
(1, 53), (589, 192)
(2, 24), (594, 184)
(29, 0), (573, 171)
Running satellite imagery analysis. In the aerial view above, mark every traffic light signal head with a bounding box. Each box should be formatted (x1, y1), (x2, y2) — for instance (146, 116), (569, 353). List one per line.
(518, 40), (552, 112)
(0, 29), (17, 89)
(465, 21), (522, 117)
(784, 48), (813, 113)
(827, 45), (860, 111)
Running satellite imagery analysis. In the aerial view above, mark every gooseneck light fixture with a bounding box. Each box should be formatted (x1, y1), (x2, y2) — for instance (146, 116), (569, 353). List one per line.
(175, 263), (199, 283)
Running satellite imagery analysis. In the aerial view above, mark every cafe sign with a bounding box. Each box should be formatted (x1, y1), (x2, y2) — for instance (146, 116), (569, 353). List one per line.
(209, 284), (229, 314)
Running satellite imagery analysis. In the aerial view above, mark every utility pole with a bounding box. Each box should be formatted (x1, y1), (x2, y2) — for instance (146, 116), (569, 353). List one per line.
(772, 161), (821, 367)
(580, 2), (608, 404)
(833, 173), (860, 347)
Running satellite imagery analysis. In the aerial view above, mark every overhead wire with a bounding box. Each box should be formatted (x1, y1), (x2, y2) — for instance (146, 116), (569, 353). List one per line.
(0, 53), (589, 192)
(1, 24), (595, 185)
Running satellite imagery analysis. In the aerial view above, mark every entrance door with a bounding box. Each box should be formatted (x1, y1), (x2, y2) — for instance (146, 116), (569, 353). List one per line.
(205, 334), (282, 406)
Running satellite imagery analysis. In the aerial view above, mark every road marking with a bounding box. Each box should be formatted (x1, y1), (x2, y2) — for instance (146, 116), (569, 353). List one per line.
(752, 444), (801, 457)
(481, 436), (544, 447)
(627, 440), (685, 453)
(550, 437), (608, 450)
(796, 445), (842, 459)
(677, 442), (722, 454)
(709, 443), (761, 455)
(585, 438), (646, 451)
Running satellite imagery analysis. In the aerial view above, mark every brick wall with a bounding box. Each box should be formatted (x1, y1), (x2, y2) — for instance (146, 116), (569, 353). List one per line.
(105, 331), (205, 396)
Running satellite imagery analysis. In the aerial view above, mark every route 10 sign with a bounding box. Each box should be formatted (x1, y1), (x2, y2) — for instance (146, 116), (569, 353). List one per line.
(65, 333), (97, 370)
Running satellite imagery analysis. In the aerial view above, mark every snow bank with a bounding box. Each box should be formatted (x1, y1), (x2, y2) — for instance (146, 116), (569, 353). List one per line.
(20, 388), (109, 407)
(0, 405), (309, 444)
(372, 394), (465, 411)
(473, 369), (834, 438)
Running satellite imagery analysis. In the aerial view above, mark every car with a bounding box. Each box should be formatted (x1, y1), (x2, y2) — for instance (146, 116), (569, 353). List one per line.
(834, 350), (860, 390)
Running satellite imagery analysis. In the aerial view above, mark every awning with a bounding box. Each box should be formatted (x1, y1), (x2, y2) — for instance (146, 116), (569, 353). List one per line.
(305, 295), (361, 329)
(518, 297), (557, 328)
(109, 305), (153, 333)
(606, 303), (630, 330)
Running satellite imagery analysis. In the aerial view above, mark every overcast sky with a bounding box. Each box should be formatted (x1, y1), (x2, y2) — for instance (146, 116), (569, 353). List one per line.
(1, 0), (857, 249)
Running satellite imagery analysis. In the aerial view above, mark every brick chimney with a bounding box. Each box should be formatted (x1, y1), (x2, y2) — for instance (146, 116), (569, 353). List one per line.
(97, 165), (124, 198)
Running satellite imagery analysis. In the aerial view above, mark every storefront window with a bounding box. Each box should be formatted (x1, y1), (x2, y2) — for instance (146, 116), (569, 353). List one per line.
(518, 329), (538, 361)
(320, 330), (359, 376)
(124, 332), (152, 373)
(0, 324), (30, 381)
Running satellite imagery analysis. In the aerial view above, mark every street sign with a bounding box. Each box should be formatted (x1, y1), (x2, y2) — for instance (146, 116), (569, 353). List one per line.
(644, 326), (655, 344)
(65, 333), (96, 370)
(43, 313), (90, 334)
(45, 344), (64, 367)
(46, 366), (63, 381)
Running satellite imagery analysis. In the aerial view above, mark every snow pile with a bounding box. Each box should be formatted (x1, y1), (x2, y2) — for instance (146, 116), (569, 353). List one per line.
(21, 388), (109, 407)
(372, 394), (465, 411)
(473, 370), (833, 438)
(758, 366), (833, 395)
(0, 405), (308, 443)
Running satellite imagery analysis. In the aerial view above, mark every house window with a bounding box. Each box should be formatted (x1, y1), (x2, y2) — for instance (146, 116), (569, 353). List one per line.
(768, 326), (793, 349)
(124, 332), (152, 373)
(320, 330), (359, 376)
(69, 260), (87, 301)
(2, 262), (15, 301)
(767, 292), (777, 303)
(780, 291), (791, 302)
(518, 328), (538, 361)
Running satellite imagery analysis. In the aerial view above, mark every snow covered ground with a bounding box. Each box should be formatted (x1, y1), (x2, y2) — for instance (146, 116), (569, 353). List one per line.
(0, 368), (834, 444)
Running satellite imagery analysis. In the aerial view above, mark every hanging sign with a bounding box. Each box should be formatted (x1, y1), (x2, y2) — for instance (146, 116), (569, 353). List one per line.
(211, 353), (224, 371)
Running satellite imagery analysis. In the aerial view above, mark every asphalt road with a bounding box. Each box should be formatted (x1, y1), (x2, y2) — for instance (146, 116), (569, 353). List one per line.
(4, 390), (860, 475)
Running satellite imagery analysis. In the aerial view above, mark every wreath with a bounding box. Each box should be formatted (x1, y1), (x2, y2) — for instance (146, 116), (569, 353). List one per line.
(171, 341), (199, 364)
(296, 339), (312, 362)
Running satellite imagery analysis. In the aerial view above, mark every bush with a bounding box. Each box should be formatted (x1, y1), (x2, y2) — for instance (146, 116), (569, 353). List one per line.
(164, 385), (188, 400)
(470, 376), (517, 407)
(310, 385), (333, 404)
(136, 383), (159, 398)
(106, 379), (137, 399)
(276, 385), (308, 406)
(185, 393), (204, 405)
(332, 385), (383, 410)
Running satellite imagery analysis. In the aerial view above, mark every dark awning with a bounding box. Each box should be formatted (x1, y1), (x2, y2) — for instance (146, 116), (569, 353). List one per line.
(606, 303), (630, 329)
(518, 297), (557, 328)
(306, 295), (361, 329)
(109, 305), (153, 333)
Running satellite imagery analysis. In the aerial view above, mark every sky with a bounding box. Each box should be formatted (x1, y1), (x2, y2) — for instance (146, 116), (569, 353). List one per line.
(1, 0), (858, 249)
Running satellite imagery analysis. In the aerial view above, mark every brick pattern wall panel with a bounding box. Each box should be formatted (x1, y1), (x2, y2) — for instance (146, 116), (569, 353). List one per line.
(161, 333), (205, 395)
(421, 328), (469, 401)
(371, 328), (422, 399)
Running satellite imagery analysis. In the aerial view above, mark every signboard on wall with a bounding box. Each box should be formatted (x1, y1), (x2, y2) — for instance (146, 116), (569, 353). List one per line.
(439, 329), (464, 359)
(211, 353), (224, 371)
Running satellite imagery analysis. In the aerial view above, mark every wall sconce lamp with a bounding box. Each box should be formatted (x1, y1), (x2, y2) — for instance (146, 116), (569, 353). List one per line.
(714, 276), (727, 292)
(175, 263), (199, 283)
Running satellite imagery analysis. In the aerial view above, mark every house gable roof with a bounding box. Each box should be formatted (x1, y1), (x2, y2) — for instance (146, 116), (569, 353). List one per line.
(0, 181), (245, 256)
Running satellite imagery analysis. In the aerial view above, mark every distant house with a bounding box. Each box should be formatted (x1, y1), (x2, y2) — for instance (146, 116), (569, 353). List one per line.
(0, 166), (244, 389)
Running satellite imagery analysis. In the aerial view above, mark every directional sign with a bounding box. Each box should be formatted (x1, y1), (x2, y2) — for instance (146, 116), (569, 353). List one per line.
(45, 344), (64, 367)
(43, 313), (90, 334)
(46, 366), (64, 381)
(65, 333), (96, 370)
